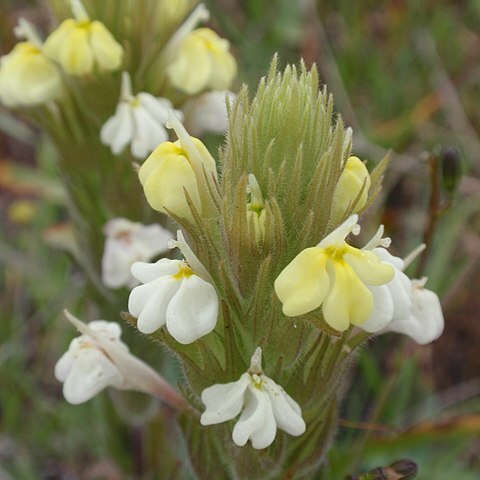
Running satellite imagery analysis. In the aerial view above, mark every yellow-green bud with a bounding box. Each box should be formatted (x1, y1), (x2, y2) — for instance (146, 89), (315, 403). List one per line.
(332, 156), (371, 221)
(139, 138), (217, 221)
(247, 174), (266, 242)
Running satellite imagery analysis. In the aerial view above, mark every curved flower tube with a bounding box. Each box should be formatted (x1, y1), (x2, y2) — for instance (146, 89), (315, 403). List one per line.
(55, 311), (186, 410)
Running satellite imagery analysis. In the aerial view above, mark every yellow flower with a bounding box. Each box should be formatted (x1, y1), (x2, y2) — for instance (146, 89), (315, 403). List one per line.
(332, 156), (371, 221)
(167, 28), (236, 95)
(0, 42), (61, 107)
(43, 1), (123, 76)
(139, 130), (217, 221)
(274, 215), (394, 331)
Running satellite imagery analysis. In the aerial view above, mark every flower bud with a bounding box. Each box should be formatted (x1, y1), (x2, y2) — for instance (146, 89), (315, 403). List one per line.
(139, 129), (217, 221)
(332, 156), (371, 221)
(440, 146), (462, 194)
(167, 28), (236, 95)
(247, 174), (266, 242)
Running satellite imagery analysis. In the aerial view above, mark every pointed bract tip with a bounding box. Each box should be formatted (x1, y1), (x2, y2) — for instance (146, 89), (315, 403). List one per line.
(249, 347), (263, 373)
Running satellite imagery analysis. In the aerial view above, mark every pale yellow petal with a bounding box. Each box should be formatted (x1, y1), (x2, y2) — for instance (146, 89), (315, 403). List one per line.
(143, 154), (201, 219)
(332, 156), (371, 220)
(43, 19), (77, 62)
(139, 142), (184, 185)
(322, 261), (374, 331)
(58, 27), (93, 75)
(167, 34), (211, 95)
(0, 43), (61, 106)
(89, 21), (123, 71)
(274, 248), (330, 317)
(344, 247), (394, 286)
(190, 137), (217, 178)
(209, 48), (236, 91)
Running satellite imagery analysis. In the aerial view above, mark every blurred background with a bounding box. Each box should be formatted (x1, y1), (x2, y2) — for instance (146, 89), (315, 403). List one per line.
(1, 0), (480, 478)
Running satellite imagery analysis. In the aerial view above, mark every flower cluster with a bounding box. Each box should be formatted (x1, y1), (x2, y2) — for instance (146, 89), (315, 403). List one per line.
(43, 47), (446, 478)
(0, 0), (237, 149)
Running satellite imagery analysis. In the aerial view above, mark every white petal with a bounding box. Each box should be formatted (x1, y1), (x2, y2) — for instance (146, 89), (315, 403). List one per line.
(166, 275), (218, 344)
(54, 351), (73, 382)
(131, 259), (183, 284)
(131, 277), (179, 334)
(200, 373), (250, 425)
(137, 93), (171, 124)
(103, 217), (137, 237)
(87, 320), (123, 339)
(262, 377), (306, 437)
(382, 284), (444, 345)
(62, 348), (124, 404)
(133, 224), (173, 258)
(182, 90), (235, 136)
(131, 106), (168, 158)
(373, 247), (405, 271)
(232, 386), (277, 449)
(396, 288), (444, 345)
(100, 103), (134, 154)
(101, 239), (136, 288)
(388, 269), (412, 322)
(361, 284), (394, 333)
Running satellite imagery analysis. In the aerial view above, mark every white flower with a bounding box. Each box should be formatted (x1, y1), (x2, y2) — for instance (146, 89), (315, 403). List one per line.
(55, 311), (173, 405)
(201, 348), (306, 449)
(360, 247), (412, 333)
(382, 277), (444, 345)
(100, 72), (183, 158)
(128, 258), (218, 344)
(361, 236), (444, 344)
(182, 90), (235, 136)
(101, 218), (173, 289)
